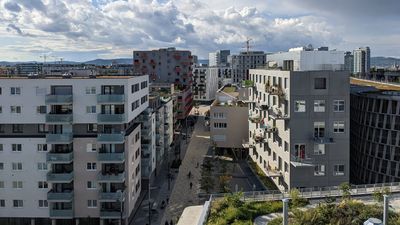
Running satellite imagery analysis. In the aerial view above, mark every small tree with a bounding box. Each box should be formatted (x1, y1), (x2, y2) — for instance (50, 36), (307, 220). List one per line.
(200, 159), (214, 193)
(339, 182), (351, 200)
(290, 188), (308, 208)
(218, 175), (232, 193)
(373, 187), (391, 203)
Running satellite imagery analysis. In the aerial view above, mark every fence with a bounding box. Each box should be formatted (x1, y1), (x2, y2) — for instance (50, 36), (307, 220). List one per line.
(197, 196), (212, 225)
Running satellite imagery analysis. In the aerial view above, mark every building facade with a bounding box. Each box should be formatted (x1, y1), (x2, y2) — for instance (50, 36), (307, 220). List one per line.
(209, 50), (230, 67)
(248, 69), (350, 190)
(16, 63), (43, 75)
(350, 85), (400, 184)
(192, 66), (219, 102)
(0, 75), (149, 225)
(228, 51), (266, 83)
(353, 47), (371, 75)
(344, 51), (354, 74)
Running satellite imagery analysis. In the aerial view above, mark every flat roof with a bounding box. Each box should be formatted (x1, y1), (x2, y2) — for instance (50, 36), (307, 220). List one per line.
(177, 205), (203, 225)
(350, 77), (400, 91)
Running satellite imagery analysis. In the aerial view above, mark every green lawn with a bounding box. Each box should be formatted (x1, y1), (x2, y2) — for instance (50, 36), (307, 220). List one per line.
(248, 160), (279, 191)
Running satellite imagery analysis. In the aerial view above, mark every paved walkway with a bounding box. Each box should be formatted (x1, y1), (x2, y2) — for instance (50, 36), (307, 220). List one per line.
(254, 213), (280, 225)
(161, 115), (211, 224)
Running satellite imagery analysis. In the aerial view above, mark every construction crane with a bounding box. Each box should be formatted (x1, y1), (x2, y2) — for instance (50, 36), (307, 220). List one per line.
(39, 55), (48, 63)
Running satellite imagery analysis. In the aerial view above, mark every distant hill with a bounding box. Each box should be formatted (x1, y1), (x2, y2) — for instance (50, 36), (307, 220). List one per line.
(84, 58), (132, 65)
(371, 57), (400, 68)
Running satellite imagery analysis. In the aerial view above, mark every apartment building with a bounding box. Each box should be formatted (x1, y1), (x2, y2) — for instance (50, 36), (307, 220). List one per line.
(353, 47), (371, 76)
(42, 64), (97, 76)
(228, 51), (266, 83)
(210, 85), (248, 151)
(350, 84), (400, 184)
(209, 50), (230, 67)
(248, 69), (350, 190)
(344, 52), (354, 74)
(16, 63), (43, 75)
(0, 75), (149, 225)
(192, 66), (219, 102)
(133, 47), (194, 119)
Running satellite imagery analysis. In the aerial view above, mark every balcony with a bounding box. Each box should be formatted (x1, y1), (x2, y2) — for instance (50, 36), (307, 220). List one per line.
(97, 172), (125, 183)
(260, 124), (277, 134)
(265, 84), (285, 97)
(47, 152), (73, 163)
(97, 94), (125, 104)
(254, 134), (265, 143)
(256, 102), (269, 111)
(100, 211), (122, 219)
(45, 94), (73, 105)
(47, 172), (74, 183)
(46, 133), (73, 144)
(312, 136), (335, 144)
(97, 133), (125, 144)
(268, 109), (289, 120)
(46, 114), (73, 124)
(249, 114), (262, 123)
(50, 209), (74, 219)
(290, 155), (315, 167)
(47, 190), (73, 202)
(264, 168), (282, 177)
(97, 152), (125, 163)
(97, 114), (125, 124)
(98, 190), (124, 202)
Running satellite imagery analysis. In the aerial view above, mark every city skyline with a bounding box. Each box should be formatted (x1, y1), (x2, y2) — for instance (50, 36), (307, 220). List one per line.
(0, 0), (399, 61)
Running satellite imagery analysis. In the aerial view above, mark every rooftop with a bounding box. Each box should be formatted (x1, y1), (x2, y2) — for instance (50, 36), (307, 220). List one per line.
(350, 77), (400, 91)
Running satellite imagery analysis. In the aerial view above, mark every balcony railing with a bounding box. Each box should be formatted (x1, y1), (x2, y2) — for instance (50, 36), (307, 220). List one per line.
(46, 114), (73, 124)
(263, 167), (282, 177)
(290, 154), (315, 167)
(260, 124), (277, 134)
(249, 114), (262, 123)
(47, 172), (74, 183)
(47, 190), (74, 202)
(97, 172), (125, 183)
(47, 152), (73, 163)
(45, 94), (73, 105)
(265, 85), (285, 97)
(97, 114), (125, 124)
(100, 211), (122, 219)
(50, 209), (74, 218)
(98, 190), (124, 202)
(312, 136), (335, 144)
(97, 133), (125, 144)
(46, 133), (73, 144)
(97, 152), (125, 163)
(268, 109), (289, 120)
(97, 94), (125, 104)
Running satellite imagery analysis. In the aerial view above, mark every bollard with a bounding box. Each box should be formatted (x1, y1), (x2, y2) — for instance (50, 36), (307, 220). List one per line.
(383, 195), (389, 225)
(282, 198), (289, 225)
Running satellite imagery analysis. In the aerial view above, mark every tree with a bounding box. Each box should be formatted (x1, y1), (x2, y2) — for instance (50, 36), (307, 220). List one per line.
(373, 187), (391, 203)
(339, 182), (351, 200)
(200, 159), (214, 193)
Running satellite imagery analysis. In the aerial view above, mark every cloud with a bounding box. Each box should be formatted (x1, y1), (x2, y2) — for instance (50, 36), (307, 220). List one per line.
(4, 1), (21, 12)
(6, 24), (36, 37)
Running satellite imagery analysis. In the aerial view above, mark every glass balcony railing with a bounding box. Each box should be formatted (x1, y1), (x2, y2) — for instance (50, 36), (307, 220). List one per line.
(100, 211), (122, 218)
(97, 114), (125, 124)
(97, 153), (125, 163)
(46, 114), (73, 124)
(45, 94), (73, 105)
(47, 171), (74, 183)
(47, 152), (73, 163)
(97, 133), (125, 143)
(97, 94), (125, 104)
(98, 190), (124, 202)
(97, 172), (125, 183)
(46, 133), (73, 144)
(50, 209), (74, 218)
(47, 190), (74, 202)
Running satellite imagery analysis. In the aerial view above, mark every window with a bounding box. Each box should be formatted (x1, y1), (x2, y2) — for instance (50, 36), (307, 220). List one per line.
(141, 95), (148, 104)
(85, 87), (96, 94)
(314, 122), (325, 138)
(131, 100), (140, 111)
(0, 144), (2, 151)
(12, 162), (22, 171)
(12, 144), (22, 152)
(314, 165), (325, 176)
(333, 121), (345, 133)
(37, 163), (48, 171)
(213, 123), (227, 129)
(86, 162), (97, 171)
(36, 106), (47, 114)
(38, 200), (48, 208)
(314, 100), (325, 112)
(294, 100), (306, 112)
(13, 200), (23, 208)
(0, 106), (2, 113)
(0, 163), (3, 170)
(0, 125), (3, 133)
(0, 200), (4, 207)
(213, 112), (225, 119)
(37, 144), (47, 152)
(86, 106), (96, 114)
(86, 143), (96, 152)
(12, 124), (23, 133)
(12, 181), (23, 189)
(88, 200), (97, 208)
(10, 87), (21, 95)
(38, 181), (48, 189)
(141, 81), (148, 89)
(0, 181), (4, 188)
(131, 84), (140, 93)
(10, 106), (21, 113)
(333, 100), (345, 112)
(334, 164), (345, 176)
(314, 78), (326, 89)
(294, 144), (306, 159)
(314, 144), (325, 155)
(87, 124), (98, 133)
(87, 181), (97, 189)
(38, 124), (49, 133)
(0, 87), (2, 95)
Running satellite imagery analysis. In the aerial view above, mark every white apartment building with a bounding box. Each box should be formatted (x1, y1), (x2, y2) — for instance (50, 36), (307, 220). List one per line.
(228, 51), (266, 83)
(0, 75), (149, 225)
(353, 47), (371, 75)
(209, 50), (230, 67)
(192, 66), (219, 102)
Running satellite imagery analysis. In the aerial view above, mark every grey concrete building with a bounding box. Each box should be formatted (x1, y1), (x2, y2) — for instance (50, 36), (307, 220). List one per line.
(209, 50), (230, 67)
(228, 51), (266, 83)
(248, 69), (350, 190)
(344, 51), (354, 74)
(350, 84), (400, 184)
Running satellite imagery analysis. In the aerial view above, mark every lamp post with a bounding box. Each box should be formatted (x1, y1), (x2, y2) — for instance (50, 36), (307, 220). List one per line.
(116, 190), (124, 225)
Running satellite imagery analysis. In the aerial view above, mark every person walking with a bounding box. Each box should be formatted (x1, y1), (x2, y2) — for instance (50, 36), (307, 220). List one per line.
(190, 182), (193, 189)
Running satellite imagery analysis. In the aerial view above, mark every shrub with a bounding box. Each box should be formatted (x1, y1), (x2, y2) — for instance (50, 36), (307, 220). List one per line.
(289, 188), (309, 208)
(268, 217), (283, 225)
(339, 182), (351, 200)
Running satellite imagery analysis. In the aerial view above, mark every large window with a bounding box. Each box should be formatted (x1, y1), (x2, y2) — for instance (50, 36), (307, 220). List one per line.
(314, 78), (326, 89)
(294, 100), (306, 112)
(334, 164), (345, 176)
(314, 100), (325, 112)
(314, 144), (325, 155)
(12, 162), (22, 171)
(85, 87), (96, 94)
(294, 144), (306, 159)
(12, 144), (22, 152)
(12, 124), (23, 133)
(10, 106), (21, 114)
(13, 200), (23, 208)
(10, 87), (21, 95)
(333, 100), (345, 112)
(314, 122), (325, 138)
(314, 164), (325, 176)
(213, 123), (227, 129)
(333, 121), (345, 133)
(86, 163), (97, 171)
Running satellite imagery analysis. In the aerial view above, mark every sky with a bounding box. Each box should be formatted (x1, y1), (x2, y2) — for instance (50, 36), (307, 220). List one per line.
(0, 0), (399, 62)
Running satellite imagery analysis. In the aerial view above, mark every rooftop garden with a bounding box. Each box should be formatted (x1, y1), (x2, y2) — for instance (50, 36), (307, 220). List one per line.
(223, 86), (237, 93)
(242, 80), (254, 88)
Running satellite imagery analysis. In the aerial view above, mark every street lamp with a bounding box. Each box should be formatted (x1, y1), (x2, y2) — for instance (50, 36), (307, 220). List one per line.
(116, 190), (124, 225)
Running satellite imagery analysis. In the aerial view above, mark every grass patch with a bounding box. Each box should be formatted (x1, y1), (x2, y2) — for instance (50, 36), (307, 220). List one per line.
(207, 193), (282, 225)
(248, 160), (279, 191)
(223, 86), (236, 93)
